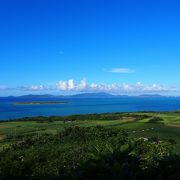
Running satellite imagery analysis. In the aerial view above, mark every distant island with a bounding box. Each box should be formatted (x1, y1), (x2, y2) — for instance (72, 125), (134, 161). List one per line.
(15, 101), (67, 105)
(0, 92), (170, 99)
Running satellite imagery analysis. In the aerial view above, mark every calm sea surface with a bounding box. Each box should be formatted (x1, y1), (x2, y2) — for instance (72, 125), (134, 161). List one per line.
(0, 97), (180, 121)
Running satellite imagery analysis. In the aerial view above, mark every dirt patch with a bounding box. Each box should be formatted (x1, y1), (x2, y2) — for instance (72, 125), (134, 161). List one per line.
(0, 134), (6, 141)
(0, 125), (8, 129)
(166, 124), (180, 128)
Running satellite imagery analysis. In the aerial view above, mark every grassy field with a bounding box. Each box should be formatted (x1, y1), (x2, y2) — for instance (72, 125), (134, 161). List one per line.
(0, 112), (180, 153)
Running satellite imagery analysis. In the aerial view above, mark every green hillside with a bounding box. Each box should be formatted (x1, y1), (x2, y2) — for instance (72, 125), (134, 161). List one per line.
(0, 112), (180, 179)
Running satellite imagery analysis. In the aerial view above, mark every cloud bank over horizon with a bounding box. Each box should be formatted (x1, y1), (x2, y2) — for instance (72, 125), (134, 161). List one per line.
(55, 79), (178, 94)
(0, 78), (179, 96)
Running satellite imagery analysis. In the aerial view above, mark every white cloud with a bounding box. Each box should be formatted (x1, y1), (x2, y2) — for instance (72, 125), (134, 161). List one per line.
(29, 85), (45, 91)
(55, 79), (179, 94)
(68, 79), (76, 90)
(18, 85), (48, 91)
(1, 78), (179, 95)
(56, 81), (68, 90)
(109, 68), (135, 73)
(56, 78), (87, 91)
(79, 78), (87, 90)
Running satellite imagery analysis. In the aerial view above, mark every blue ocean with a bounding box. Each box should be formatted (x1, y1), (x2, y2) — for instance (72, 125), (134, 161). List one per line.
(0, 97), (180, 121)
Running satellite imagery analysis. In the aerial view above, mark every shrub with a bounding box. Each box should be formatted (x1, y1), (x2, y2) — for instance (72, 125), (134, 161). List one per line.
(148, 117), (163, 123)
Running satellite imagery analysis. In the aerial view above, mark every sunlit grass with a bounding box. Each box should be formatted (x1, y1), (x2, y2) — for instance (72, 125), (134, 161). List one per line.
(0, 112), (180, 152)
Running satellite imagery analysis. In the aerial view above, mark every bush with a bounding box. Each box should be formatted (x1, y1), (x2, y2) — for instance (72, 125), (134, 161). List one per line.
(148, 117), (164, 123)
(0, 126), (179, 179)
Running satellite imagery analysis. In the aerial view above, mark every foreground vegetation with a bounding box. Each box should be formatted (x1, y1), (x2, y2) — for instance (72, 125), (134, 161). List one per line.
(0, 112), (180, 179)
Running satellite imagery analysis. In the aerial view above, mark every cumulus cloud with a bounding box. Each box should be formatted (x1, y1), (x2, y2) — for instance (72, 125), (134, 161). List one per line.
(55, 79), (179, 94)
(79, 78), (87, 90)
(56, 78), (87, 91)
(109, 68), (135, 73)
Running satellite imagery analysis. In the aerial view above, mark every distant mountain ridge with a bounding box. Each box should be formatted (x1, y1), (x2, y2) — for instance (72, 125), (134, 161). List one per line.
(18, 94), (63, 98)
(17, 93), (116, 99)
(139, 94), (164, 97)
(0, 93), (170, 99)
(68, 92), (116, 98)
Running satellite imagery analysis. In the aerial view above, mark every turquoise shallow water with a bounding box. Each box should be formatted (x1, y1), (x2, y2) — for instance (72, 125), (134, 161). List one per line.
(0, 97), (180, 121)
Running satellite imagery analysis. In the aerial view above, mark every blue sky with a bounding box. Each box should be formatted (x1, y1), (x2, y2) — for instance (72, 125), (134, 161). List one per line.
(0, 0), (180, 96)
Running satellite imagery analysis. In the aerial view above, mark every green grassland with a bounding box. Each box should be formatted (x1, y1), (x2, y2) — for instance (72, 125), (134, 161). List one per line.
(1, 112), (180, 179)
(0, 112), (180, 153)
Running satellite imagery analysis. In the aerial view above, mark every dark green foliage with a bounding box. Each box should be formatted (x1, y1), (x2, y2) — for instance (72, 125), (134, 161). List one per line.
(0, 126), (180, 179)
(1, 113), (150, 123)
(148, 116), (164, 123)
(168, 138), (177, 145)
